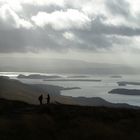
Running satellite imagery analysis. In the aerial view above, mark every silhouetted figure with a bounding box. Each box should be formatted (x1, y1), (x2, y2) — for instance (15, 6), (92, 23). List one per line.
(46, 94), (50, 104)
(38, 94), (43, 105)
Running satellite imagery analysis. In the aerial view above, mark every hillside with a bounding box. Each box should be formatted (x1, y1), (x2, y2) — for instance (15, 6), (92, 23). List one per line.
(0, 98), (140, 140)
(0, 76), (62, 104)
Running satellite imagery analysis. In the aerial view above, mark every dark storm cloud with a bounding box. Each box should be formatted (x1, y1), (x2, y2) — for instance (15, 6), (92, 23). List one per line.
(70, 16), (140, 49)
(87, 17), (140, 37)
(0, 0), (140, 53)
(0, 17), (140, 53)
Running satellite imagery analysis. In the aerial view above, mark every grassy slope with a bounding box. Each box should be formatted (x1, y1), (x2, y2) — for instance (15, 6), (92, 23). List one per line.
(0, 77), (62, 104)
(0, 98), (140, 140)
(0, 77), (40, 103)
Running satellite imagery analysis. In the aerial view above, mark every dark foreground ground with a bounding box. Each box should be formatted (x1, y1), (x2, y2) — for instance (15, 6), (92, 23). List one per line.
(0, 98), (140, 140)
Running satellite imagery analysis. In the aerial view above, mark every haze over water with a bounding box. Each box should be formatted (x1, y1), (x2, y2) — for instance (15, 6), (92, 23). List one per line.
(1, 72), (140, 106)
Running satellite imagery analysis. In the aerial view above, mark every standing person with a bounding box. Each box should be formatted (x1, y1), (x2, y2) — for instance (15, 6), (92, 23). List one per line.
(47, 94), (50, 104)
(38, 94), (43, 105)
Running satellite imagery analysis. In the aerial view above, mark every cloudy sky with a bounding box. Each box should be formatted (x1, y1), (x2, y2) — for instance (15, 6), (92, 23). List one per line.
(0, 0), (140, 70)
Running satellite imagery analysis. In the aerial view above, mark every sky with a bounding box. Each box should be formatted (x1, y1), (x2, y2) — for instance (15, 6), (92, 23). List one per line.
(0, 0), (140, 72)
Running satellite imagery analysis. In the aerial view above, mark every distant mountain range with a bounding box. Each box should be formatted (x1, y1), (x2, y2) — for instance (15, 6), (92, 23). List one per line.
(0, 59), (139, 74)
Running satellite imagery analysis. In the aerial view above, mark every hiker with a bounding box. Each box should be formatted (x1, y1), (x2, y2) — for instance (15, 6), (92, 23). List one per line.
(46, 94), (50, 104)
(38, 94), (43, 105)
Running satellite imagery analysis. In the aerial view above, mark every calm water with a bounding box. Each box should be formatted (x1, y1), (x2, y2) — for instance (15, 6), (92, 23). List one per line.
(1, 72), (140, 106)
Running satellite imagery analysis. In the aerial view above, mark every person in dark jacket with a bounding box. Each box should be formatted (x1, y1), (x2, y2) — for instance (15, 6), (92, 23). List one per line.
(46, 94), (50, 104)
(38, 94), (43, 105)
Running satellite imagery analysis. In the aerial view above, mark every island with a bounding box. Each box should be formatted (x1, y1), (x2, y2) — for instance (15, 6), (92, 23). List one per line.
(62, 87), (81, 90)
(109, 88), (140, 95)
(67, 75), (89, 78)
(43, 79), (102, 82)
(17, 74), (62, 79)
(117, 81), (140, 86)
(110, 75), (122, 78)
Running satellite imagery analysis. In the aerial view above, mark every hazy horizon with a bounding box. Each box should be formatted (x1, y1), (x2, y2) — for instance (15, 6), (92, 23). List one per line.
(0, 58), (139, 74)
